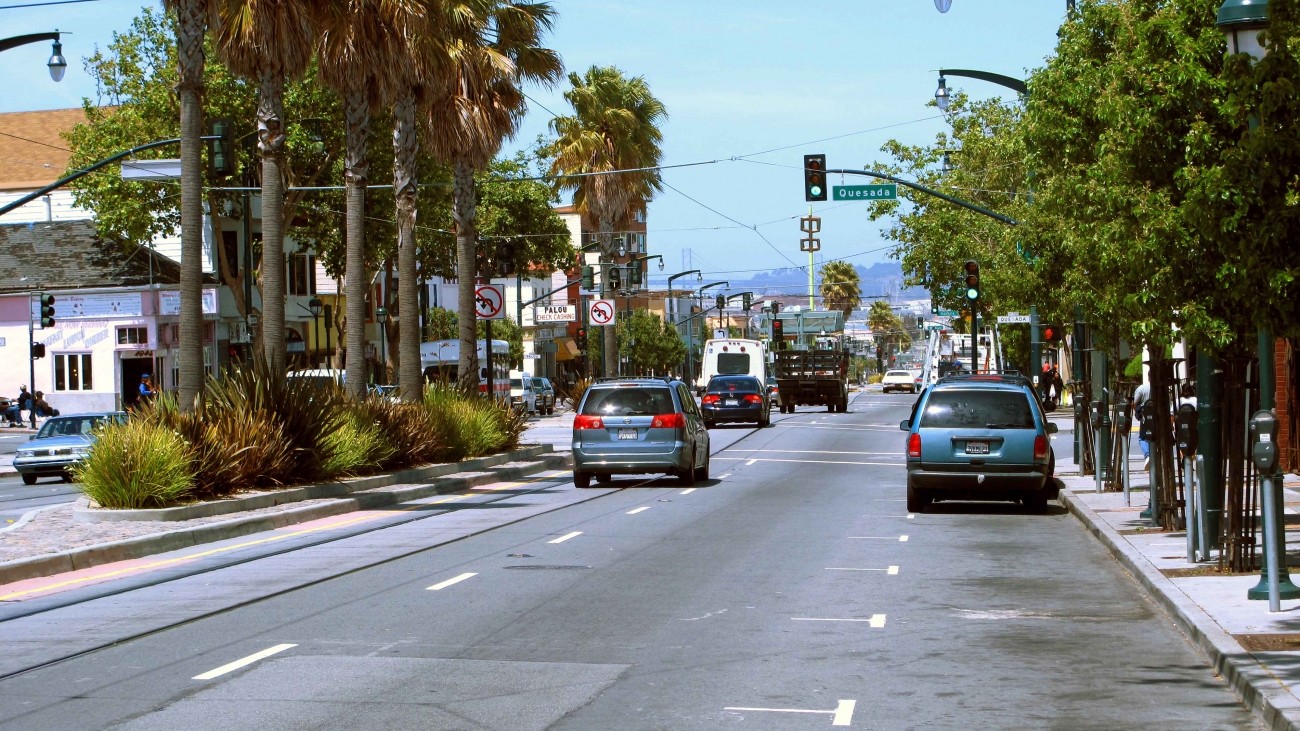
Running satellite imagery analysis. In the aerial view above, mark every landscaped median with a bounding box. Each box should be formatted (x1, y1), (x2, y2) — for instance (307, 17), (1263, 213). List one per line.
(0, 444), (571, 585)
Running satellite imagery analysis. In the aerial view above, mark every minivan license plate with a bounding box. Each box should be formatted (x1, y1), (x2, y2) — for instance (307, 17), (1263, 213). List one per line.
(618, 429), (638, 440)
(966, 441), (989, 455)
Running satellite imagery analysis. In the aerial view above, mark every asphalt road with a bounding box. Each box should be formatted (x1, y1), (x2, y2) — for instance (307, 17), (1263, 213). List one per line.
(0, 391), (1261, 729)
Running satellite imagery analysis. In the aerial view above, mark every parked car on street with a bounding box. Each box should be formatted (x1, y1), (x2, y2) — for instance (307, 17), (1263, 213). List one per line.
(882, 369), (919, 394)
(509, 370), (538, 415)
(765, 376), (779, 406)
(571, 377), (710, 488)
(532, 377), (556, 415)
(13, 411), (128, 485)
(899, 373), (1057, 513)
(701, 375), (771, 428)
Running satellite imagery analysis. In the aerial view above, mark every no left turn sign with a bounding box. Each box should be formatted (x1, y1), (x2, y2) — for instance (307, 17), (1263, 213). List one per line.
(589, 299), (616, 326)
(475, 284), (505, 320)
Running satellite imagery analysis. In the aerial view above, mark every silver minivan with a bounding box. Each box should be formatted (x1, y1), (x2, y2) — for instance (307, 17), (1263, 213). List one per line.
(571, 378), (710, 488)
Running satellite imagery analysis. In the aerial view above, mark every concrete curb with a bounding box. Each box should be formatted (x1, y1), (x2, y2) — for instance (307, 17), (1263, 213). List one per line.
(74, 444), (553, 523)
(1060, 484), (1300, 731)
(0, 447), (571, 586)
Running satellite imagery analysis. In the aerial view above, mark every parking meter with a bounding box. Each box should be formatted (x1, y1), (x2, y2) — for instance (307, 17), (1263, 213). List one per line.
(1252, 410), (1278, 473)
(1116, 402), (1131, 432)
(1139, 403), (1157, 441)
(1074, 398), (1087, 422)
(1090, 399), (1102, 429)
(1175, 404), (1199, 456)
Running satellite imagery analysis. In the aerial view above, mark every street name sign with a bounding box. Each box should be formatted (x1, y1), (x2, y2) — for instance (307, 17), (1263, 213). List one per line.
(936, 309), (958, 317)
(832, 184), (897, 201)
(997, 313), (1031, 324)
(534, 304), (576, 323)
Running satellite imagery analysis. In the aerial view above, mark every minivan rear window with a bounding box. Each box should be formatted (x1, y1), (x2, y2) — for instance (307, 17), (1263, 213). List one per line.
(582, 387), (675, 416)
(920, 390), (1034, 429)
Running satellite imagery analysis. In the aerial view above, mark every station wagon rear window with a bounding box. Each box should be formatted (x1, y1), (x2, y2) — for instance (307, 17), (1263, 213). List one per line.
(920, 390), (1035, 429)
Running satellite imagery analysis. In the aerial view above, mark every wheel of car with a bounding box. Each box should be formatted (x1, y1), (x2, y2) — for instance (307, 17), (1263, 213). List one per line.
(596, 473), (612, 485)
(21, 473), (37, 486)
(1025, 491), (1050, 513)
(573, 471), (592, 489)
(694, 451), (710, 481)
(679, 451), (697, 487)
(906, 481), (928, 513)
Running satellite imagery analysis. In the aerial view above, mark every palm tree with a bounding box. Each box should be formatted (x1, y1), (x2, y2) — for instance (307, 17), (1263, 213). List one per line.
(867, 300), (910, 371)
(315, 0), (425, 398)
(424, 1), (562, 392)
(209, 0), (316, 377)
(549, 65), (667, 378)
(819, 261), (861, 319)
(162, 0), (208, 413)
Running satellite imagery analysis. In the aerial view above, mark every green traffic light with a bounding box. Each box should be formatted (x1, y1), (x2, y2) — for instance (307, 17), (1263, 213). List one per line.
(965, 287), (978, 300)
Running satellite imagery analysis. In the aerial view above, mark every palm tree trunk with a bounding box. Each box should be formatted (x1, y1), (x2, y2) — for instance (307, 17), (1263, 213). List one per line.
(453, 158), (479, 392)
(257, 72), (289, 376)
(394, 93), (422, 402)
(343, 87), (370, 400)
(599, 216), (618, 378)
(176, 0), (207, 414)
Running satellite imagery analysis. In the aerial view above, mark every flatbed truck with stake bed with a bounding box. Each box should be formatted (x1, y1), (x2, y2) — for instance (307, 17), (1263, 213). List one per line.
(774, 349), (850, 413)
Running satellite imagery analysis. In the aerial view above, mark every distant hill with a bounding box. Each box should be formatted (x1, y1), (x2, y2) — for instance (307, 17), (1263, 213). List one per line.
(731, 261), (926, 302)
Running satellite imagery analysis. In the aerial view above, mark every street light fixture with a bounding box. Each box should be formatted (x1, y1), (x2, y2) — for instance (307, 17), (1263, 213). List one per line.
(375, 306), (389, 386)
(666, 269), (703, 326)
(0, 32), (67, 82)
(308, 297), (322, 368)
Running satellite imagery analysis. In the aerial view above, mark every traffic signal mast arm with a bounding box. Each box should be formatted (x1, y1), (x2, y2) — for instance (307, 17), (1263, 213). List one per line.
(827, 168), (1018, 226)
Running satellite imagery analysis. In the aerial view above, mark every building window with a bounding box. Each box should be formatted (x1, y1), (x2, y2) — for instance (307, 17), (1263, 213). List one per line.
(288, 252), (316, 296)
(117, 327), (148, 345)
(54, 353), (93, 391)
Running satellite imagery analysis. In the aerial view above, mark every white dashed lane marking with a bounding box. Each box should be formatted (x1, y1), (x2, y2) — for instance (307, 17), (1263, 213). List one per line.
(549, 531), (583, 544)
(792, 614), (887, 627)
(193, 644), (297, 680)
(426, 572), (477, 591)
(626, 507), (650, 515)
(825, 566), (900, 574)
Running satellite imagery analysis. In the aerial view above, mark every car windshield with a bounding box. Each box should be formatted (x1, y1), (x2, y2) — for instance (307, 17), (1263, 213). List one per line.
(582, 387), (675, 416)
(708, 377), (760, 393)
(510, 379), (524, 389)
(532, 379), (546, 389)
(919, 390), (1035, 429)
(37, 415), (113, 439)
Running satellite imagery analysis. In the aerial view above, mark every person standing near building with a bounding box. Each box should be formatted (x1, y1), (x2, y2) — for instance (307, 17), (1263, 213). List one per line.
(138, 373), (157, 404)
(1131, 381), (1152, 470)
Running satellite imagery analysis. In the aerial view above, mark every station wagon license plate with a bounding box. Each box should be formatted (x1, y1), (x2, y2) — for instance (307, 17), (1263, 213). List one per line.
(966, 441), (989, 455)
(618, 428), (638, 440)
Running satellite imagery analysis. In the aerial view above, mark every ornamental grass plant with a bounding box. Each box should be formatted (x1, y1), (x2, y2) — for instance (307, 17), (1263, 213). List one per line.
(74, 419), (193, 509)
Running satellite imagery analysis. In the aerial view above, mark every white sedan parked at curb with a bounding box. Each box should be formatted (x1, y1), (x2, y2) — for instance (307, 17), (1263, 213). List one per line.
(881, 369), (919, 394)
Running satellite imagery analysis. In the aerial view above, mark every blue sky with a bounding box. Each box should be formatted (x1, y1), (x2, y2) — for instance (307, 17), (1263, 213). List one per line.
(1, 0), (1066, 287)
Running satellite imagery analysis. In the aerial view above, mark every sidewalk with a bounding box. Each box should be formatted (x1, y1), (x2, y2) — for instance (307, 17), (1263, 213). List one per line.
(1051, 413), (1300, 731)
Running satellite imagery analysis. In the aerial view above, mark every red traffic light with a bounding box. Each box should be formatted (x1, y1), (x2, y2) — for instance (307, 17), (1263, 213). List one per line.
(1043, 323), (1063, 343)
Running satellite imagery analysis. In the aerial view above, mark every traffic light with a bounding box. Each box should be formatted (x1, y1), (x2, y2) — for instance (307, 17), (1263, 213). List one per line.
(207, 118), (235, 178)
(1043, 323), (1064, 343)
(31, 342), (46, 359)
(581, 265), (594, 290)
(715, 294), (725, 309)
(803, 154), (827, 202)
(963, 260), (980, 301)
(629, 263), (642, 287)
(496, 243), (515, 276)
(771, 301), (781, 315)
(575, 327), (588, 351)
(772, 318), (784, 348)
(39, 293), (56, 328)
(608, 265), (621, 291)
(742, 292), (752, 311)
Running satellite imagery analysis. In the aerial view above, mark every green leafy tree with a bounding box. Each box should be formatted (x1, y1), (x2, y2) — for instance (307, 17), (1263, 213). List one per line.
(618, 310), (686, 376)
(426, 307), (458, 341)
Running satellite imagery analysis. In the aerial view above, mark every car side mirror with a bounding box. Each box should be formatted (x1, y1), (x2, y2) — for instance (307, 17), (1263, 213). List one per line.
(899, 419), (910, 431)
(1046, 422), (1058, 434)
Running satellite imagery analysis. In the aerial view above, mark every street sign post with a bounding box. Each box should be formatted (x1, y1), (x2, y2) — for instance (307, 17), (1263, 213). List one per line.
(832, 184), (898, 201)
(474, 284), (505, 320)
(588, 299), (616, 327)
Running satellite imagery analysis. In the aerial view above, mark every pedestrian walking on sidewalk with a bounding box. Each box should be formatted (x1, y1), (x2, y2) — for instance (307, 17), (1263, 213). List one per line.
(1131, 382), (1152, 470)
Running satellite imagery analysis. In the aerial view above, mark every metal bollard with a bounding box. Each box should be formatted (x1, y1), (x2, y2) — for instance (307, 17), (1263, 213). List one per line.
(1185, 456), (1197, 563)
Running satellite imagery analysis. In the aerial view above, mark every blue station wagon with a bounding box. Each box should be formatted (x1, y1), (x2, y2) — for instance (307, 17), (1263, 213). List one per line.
(900, 374), (1057, 512)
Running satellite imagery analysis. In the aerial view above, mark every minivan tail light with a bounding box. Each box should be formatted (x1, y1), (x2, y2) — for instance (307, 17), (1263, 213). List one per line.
(574, 415), (604, 430)
(907, 433), (921, 459)
(743, 394), (763, 404)
(651, 413), (685, 428)
(1034, 434), (1049, 461)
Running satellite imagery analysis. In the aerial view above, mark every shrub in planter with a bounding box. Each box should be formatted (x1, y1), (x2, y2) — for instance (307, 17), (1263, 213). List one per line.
(75, 419), (193, 509)
(321, 407), (396, 477)
(355, 396), (444, 468)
